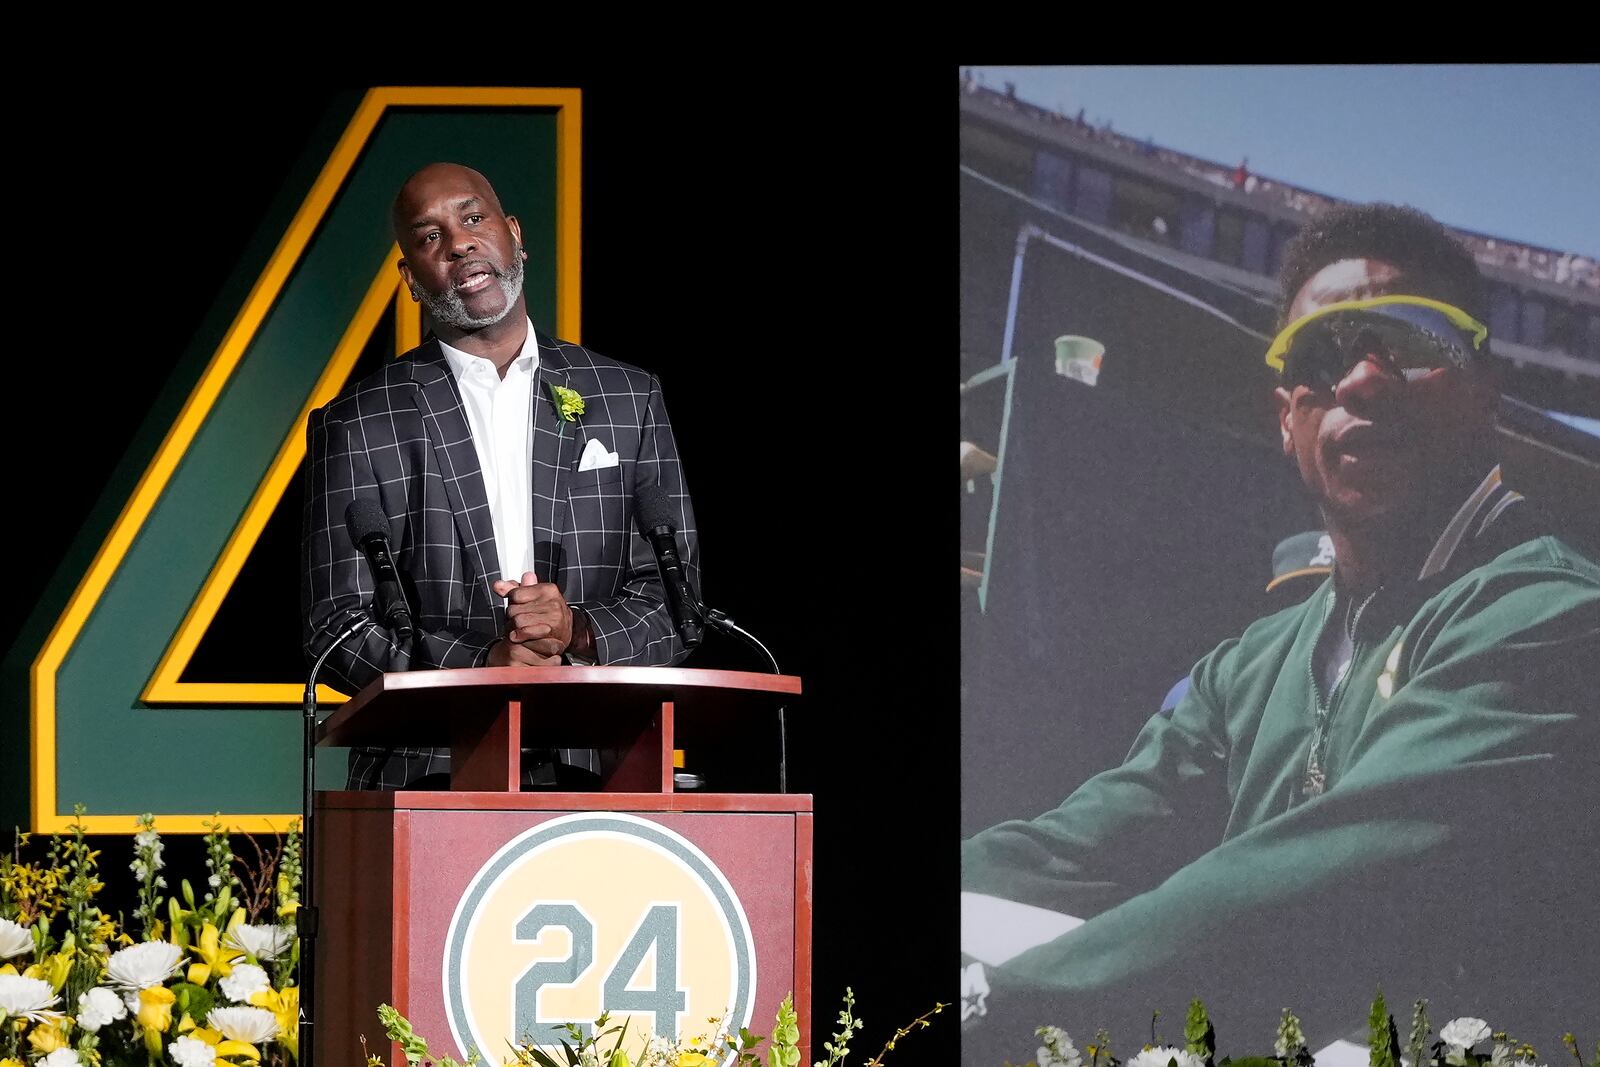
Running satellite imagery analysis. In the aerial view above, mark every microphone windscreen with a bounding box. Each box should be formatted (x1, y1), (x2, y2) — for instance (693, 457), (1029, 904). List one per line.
(634, 483), (676, 533)
(344, 498), (391, 546)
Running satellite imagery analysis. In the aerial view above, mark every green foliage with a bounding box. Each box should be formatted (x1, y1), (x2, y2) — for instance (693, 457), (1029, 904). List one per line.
(1185, 999), (1216, 1066)
(815, 987), (866, 1067)
(172, 981), (216, 1029)
(769, 994), (802, 1067)
(200, 813), (242, 923)
(60, 805), (111, 1005)
(1407, 1001), (1431, 1067)
(1274, 1007), (1311, 1067)
(1089, 1029), (1118, 1067)
(131, 813), (167, 940)
(1368, 992), (1402, 1067)
(380, 1003), (433, 1066)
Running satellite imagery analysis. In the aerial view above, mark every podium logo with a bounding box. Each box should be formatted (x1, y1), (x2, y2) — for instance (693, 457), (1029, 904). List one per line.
(443, 813), (756, 1063)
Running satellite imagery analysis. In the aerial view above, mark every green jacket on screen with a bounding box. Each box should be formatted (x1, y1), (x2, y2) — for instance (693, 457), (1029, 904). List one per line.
(961, 467), (1599, 1036)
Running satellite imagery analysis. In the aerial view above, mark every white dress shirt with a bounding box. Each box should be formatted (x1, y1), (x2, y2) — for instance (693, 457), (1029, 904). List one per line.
(440, 320), (539, 583)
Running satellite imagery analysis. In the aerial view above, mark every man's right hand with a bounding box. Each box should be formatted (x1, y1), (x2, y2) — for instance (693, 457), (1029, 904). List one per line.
(486, 638), (562, 667)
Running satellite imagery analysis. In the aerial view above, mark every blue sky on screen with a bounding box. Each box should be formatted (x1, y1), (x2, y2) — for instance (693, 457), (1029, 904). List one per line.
(969, 65), (1598, 259)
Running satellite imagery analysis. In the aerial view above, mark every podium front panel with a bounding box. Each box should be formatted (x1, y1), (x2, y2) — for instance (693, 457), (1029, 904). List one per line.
(316, 794), (811, 1066)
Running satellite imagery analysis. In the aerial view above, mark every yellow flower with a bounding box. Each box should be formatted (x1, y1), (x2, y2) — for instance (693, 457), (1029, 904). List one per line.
(27, 1019), (71, 1054)
(249, 985), (298, 1061)
(43, 950), (74, 992)
(677, 1053), (713, 1067)
(187, 918), (245, 986)
(550, 384), (586, 422)
(3, 1057), (26, 1067)
(188, 1025), (263, 1067)
(138, 985), (177, 1033)
(139, 985), (178, 1056)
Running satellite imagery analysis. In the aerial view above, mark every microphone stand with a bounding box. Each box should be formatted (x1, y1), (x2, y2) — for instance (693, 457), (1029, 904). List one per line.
(697, 603), (788, 794)
(299, 610), (373, 1067)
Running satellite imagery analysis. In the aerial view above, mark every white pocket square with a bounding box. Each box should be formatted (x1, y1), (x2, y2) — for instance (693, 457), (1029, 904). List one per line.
(578, 437), (620, 472)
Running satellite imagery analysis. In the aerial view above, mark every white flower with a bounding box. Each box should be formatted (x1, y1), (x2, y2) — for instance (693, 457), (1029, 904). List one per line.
(76, 987), (129, 1032)
(217, 963), (270, 1003)
(41, 1050), (82, 1067)
(225, 924), (295, 962)
(1126, 1048), (1205, 1067)
(170, 1035), (218, 1067)
(0, 973), (61, 1021)
(0, 918), (34, 960)
(207, 1005), (280, 1043)
(1037, 1026), (1083, 1067)
(105, 940), (185, 990)
(1441, 1019), (1493, 1055)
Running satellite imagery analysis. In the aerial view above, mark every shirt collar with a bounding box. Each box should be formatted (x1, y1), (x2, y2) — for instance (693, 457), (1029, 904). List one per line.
(439, 317), (539, 383)
(1415, 464), (1523, 580)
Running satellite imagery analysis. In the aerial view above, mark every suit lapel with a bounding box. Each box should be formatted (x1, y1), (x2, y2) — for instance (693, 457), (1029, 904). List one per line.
(407, 339), (503, 626)
(530, 329), (575, 585)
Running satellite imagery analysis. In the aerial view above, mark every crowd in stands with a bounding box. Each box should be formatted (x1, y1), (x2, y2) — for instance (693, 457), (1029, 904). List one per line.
(960, 71), (1598, 295)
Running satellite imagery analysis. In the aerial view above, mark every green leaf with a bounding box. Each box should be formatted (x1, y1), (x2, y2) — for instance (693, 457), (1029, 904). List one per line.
(523, 1048), (565, 1067)
(1185, 998), (1216, 1064)
(172, 982), (215, 1026)
(1368, 991), (1402, 1067)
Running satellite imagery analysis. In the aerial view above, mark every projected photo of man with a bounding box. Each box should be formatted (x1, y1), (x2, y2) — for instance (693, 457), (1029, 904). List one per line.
(959, 196), (1598, 1054)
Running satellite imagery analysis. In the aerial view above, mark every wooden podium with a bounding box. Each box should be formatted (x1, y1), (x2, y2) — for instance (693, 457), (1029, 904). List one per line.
(312, 667), (809, 1066)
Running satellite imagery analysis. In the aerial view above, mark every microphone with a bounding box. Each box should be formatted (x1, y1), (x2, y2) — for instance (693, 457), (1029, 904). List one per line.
(344, 500), (415, 643)
(634, 484), (702, 648)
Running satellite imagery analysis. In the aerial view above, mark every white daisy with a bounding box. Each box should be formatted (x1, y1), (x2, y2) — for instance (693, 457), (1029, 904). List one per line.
(225, 924), (295, 963)
(0, 973), (61, 1021)
(0, 918), (33, 960)
(40, 1050), (82, 1067)
(105, 940), (184, 990)
(207, 1005), (281, 1044)
(1126, 1048), (1205, 1067)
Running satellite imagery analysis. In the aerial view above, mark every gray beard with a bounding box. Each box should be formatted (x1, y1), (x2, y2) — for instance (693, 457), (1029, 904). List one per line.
(416, 250), (525, 330)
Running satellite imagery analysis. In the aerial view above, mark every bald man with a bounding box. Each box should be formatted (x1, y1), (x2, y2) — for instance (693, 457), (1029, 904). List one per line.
(302, 163), (699, 789)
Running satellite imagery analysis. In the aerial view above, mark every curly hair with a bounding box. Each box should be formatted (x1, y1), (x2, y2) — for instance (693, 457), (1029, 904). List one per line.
(1277, 202), (1484, 328)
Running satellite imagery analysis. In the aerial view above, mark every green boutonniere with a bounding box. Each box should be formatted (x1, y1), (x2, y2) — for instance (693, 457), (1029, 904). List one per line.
(548, 383), (585, 435)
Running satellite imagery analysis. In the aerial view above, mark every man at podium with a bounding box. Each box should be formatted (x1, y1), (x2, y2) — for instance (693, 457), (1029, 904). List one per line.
(301, 163), (698, 790)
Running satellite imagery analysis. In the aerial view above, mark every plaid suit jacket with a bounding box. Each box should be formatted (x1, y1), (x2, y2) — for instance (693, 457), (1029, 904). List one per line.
(301, 329), (698, 789)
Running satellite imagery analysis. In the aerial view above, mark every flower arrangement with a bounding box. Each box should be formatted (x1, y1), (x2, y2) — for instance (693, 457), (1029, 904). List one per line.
(1010, 993), (1598, 1067)
(365, 988), (945, 1067)
(0, 809), (301, 1067)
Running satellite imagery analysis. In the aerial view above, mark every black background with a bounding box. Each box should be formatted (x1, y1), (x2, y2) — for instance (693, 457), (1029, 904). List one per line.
(6, 65), (954, 1057)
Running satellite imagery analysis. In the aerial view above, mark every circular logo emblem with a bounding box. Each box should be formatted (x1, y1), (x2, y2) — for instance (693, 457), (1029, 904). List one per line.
(443, 813), (756, 1062)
